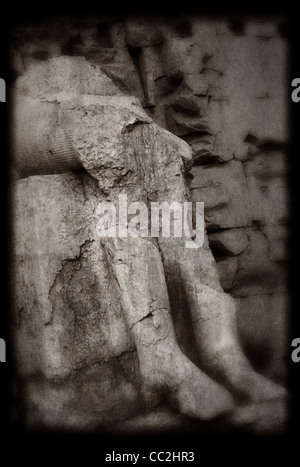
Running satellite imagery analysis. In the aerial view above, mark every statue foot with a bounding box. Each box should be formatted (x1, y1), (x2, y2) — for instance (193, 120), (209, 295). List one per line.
(209, 351), (288, 403)
(170, 366), (235, 420)
(189, 284), (288, 403)
(229, 398), (288, 433)
(134, 314), (235, 421)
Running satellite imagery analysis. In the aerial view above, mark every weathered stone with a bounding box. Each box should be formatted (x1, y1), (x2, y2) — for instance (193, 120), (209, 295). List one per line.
(9, 46), (25, 78)
(231, 228), (288, 297)
(261, 225), (289, 262)
(243, 151), (290, 227)
(10, 18), (290, 433)
(13, 175), (131, 372)
(78, 47), (146, 106)
(164, 108), (210, 137)
(236, 292), (289, 383)
(189, 161), (253, 230)
(208, 228), (249, 257)
(14, 55), (121, 101)
(261, 37), (289, 101)
(197, 26), (289, 160)
(243, 152), (288, 179)
(109, 22), (127, 47)
(23, 354), (147, 430)
(246, 96), (289, 143)
(160, 37), (204, 80)
(111, 406), (184, 434)
(144, 103), (169, 131)
(14, 57), (240, 426)
(12, 56), (124, 177)
(154, 76), (180, 99)
(178, 74), (209, 98)
(245, 22), (280, 38)
(78, 25), (104, 48)
(167, 92), (205, 116)
(230, 399), (287, 434)
(124, 17), (165, 47)
(192, 19), (219, 55)
(12, 173), (159, 428)
(183, 134), (220, 164)
(163, 89), (210, 138)
(139, 46), (164, 107)
(215, 257), (238, 291)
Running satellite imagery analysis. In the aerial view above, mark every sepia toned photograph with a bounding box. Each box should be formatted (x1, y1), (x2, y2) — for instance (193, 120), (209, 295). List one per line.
(1, 7), (299, 457)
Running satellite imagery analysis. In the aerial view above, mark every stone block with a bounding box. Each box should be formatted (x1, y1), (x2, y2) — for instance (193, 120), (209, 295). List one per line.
(189, 161), (253, 230)
(208, 228), (249, 257)
(231, 228), (288, 297)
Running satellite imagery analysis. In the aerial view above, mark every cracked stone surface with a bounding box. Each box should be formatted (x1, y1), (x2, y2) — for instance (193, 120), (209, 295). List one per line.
(12, 173), (158, 428)
(10, 15), (290, 432)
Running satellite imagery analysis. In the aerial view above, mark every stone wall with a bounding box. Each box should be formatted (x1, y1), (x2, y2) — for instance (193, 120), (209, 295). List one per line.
(10, 14), (290, 430)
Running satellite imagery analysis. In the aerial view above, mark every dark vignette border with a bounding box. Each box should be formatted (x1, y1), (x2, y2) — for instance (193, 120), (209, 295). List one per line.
(0, 1), (299, 462)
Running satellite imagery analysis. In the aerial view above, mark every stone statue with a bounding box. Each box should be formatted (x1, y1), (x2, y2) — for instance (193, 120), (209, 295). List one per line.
(11, 55), (287, 424)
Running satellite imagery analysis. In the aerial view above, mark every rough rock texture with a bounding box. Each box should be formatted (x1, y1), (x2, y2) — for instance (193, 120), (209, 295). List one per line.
(12, 173), (160, 429)
(10, 15), (290, 431)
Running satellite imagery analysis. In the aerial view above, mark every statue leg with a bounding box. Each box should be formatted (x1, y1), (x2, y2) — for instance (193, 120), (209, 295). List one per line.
(158, 235), (288, 403)
(101, 235), (234, 419)
(123, 119), (287, 404)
